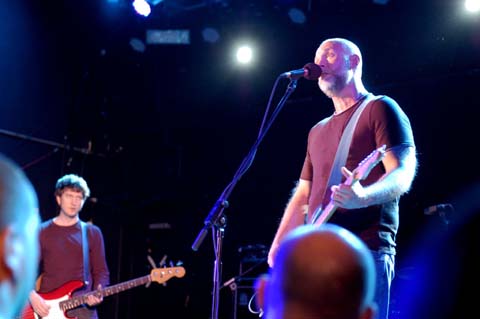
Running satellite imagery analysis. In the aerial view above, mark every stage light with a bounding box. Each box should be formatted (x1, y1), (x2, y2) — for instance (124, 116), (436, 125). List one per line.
(373, 0), (390, 4)
(132, 0), (151, 17)
(202, 27), (221, 43)
(465, 0), (480, 13)
(130, 38), (146, 52)
(236, 46), (253, 65)
(146, 29), (190, 45)
(288, 8), (306, 24)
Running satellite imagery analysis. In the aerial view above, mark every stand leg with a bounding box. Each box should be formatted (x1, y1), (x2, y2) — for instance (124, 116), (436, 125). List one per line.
(211, 224), (225, 319)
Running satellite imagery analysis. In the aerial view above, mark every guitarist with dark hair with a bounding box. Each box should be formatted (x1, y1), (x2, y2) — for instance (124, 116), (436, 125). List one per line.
(28, 174), (110, 319)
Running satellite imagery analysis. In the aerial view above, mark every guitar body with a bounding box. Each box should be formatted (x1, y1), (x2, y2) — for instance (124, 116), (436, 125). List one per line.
(20, 280), (84, 319)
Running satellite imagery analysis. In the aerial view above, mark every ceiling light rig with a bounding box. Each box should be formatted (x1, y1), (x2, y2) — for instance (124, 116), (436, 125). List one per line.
(131, 0), (229, 17)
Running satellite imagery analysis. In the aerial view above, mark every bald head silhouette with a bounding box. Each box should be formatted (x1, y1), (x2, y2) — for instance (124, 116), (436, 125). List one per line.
(257, 224), (376, 319)
(0, 154), (40, 319)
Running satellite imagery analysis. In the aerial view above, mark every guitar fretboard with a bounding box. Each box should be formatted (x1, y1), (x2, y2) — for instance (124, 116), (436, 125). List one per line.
(60, 275), (151, 311)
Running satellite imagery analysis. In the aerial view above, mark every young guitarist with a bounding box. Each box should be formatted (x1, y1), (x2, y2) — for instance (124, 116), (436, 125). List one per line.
(28, 174), (110, 319)
(267, 38), (417, 319)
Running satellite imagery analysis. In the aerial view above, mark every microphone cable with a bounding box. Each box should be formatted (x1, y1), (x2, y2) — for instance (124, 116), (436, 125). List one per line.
(248, 291), (263, 317)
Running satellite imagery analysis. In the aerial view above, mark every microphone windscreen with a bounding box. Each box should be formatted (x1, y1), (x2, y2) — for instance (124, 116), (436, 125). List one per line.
(303, 62), (322, 80)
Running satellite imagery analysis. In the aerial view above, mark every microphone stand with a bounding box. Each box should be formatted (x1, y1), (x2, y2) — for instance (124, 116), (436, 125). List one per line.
(192, 77), (299, 319)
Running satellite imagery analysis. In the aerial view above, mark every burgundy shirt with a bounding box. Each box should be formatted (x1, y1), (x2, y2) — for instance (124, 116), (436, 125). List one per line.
(39, 220), (110, 318)
(301, 95), (415, 254)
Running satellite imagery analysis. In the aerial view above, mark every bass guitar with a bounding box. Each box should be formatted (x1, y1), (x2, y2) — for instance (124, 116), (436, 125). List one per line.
(19, 266), (186, 319)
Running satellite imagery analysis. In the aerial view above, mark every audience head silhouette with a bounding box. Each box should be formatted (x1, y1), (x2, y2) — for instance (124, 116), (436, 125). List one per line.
(257, 224), (377, 319)
(0, 154), (40, 319)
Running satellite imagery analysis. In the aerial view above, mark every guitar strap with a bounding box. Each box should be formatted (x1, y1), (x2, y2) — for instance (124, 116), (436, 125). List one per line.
(309, 93), (380, 224)
(80, 220), (90, 285)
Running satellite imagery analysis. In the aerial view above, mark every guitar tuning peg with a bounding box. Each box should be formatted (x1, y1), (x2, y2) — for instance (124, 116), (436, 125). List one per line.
(176, 260), (184, 266)
(169, 261), (174, 267)
(147, 255), (157, 269)
(159, 254), (167, 267)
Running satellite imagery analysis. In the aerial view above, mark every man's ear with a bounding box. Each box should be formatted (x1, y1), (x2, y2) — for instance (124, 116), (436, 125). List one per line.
(0, 229), (7, 278)
(254, 274), (269, 312)
(360, 304), (377, 319)
(349, 54), (360, 69)
(55, 195), (61, 206)
(0, 227), (16, 279)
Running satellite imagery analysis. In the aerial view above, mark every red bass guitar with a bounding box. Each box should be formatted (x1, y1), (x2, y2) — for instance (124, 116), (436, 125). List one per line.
(19, 266), (185, 319)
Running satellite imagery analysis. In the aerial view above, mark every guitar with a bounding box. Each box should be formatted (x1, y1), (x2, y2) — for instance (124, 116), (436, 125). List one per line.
(310, 145), (386, 226)
(19, 266), (186, 319)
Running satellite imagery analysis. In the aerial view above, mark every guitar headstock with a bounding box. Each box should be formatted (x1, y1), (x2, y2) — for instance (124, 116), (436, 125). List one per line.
(150, 266), (186, 285)
(352, 145), (386, 181)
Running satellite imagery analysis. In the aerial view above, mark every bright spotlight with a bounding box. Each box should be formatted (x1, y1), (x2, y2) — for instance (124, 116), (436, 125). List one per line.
(236, 46), (253, 64)
(465, 0), (480, 13)
(133, 0), (151, 17)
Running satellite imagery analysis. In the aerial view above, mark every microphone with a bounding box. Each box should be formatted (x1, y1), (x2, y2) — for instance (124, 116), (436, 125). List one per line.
(424, 203), (454, 225)
(281, 62), (322, 80)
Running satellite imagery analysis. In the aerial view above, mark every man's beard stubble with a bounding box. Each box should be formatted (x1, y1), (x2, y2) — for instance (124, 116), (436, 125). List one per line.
(319, 73), (348, 98)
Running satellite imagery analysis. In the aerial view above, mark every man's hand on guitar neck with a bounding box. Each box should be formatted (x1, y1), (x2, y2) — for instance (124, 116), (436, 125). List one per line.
(330, 167), (368, 210)
(86, 284), (104, 306)
(29, 291), (50, 318)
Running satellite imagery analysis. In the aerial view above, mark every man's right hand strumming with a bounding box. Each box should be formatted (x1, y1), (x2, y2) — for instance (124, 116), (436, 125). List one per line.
(29, 291), (50, 318)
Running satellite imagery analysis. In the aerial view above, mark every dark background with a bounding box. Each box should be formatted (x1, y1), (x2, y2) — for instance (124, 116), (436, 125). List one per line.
(2, 1), (479, 318)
